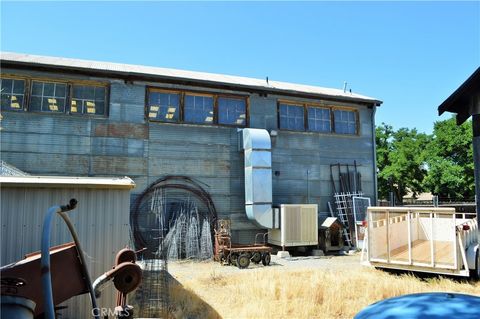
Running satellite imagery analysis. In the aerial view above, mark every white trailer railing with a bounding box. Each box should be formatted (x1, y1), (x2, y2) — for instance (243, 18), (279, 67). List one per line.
(363, 207), (478, 277)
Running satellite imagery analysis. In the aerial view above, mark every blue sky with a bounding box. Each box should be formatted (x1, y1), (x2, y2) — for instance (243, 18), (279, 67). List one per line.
(1, 1), (478, 133)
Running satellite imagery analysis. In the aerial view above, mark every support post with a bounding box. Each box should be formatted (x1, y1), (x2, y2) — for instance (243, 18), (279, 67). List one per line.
(472, 114), (480, 243)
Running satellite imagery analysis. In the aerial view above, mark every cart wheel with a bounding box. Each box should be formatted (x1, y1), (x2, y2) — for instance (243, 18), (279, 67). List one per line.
(251, 252), (261, 264)
(230, 253), (238, 266)
(261, 253), (271, 266)
(237, 253), (250, 269)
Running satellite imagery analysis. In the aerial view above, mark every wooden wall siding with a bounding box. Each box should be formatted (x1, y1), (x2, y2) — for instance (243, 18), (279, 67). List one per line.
(1, 69), (377, 239)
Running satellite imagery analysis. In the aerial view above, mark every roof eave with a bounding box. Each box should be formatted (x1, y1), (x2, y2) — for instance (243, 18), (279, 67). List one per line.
(437, 67), (480, 124)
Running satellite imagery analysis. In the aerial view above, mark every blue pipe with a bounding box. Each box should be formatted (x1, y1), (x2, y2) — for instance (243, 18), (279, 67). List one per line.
(40, 199), (99, 319)
(40, 205), (61, 319)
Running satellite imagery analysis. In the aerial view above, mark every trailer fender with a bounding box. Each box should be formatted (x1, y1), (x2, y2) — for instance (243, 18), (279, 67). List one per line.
(466, 243), (479, 270)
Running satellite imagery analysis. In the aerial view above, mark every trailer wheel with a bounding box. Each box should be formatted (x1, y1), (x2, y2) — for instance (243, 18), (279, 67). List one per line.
(229, 253), (238, 266)
(251, 252), (261, 264)
(261, 253), (271, 266)
(237, 253), (250, 269)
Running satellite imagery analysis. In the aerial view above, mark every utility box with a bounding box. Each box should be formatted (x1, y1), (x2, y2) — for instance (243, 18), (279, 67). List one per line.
(268, 204), (318, 247)
(319, 217), (344, 253)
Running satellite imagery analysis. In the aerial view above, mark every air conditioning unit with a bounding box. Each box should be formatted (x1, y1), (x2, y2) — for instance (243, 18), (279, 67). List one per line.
(268, 204), (318, 247)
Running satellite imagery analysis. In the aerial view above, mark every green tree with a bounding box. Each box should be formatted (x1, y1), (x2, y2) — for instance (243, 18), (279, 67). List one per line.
(423, 118), (473, 200)
(376, 123), (430, 203)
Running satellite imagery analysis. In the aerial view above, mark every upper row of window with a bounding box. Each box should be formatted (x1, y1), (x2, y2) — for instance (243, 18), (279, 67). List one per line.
(279, 102), (358, 135)
(147, 89), (247, 126)
(0, 77), (107, 116)
(0, 77), (358, 135)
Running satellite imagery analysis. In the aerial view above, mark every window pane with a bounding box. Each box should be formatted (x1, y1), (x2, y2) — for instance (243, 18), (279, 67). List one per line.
(278, 103), (304, 131)
(43, 83), (54, 96)
(218, 97), (246, 126)
(0, 78), (25, 111)
(71, 84), (107, 116)
(32, 82), (43, 96)
(55, 83), (67, 97)
(334, 110), (357, 134)
(307, 107), (331, 132)
(12, 80), (25, 94)
(30, 81), (67, 113)
(184, 94), (214, 124)
(147, 91), (180, 122)
(1, 79), (13, 93)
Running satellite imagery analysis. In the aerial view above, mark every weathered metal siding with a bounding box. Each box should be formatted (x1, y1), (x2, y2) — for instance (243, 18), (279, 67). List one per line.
(0, 68), (377, 242)
(0, 186), (131, 319)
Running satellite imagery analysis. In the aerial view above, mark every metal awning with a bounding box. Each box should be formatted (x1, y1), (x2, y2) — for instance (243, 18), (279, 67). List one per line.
(438, 67), (480, 124)
(0, 175), (136, 189)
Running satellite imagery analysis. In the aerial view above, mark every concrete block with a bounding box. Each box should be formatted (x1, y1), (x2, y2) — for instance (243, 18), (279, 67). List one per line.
(277, 251), (290, 258)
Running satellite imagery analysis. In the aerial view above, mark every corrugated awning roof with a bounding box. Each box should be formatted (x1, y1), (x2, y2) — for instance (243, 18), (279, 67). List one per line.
(438, 67), (480, 125)
(0, 175), (136, 189)
(0, 52), (382, 106)
(0, 161), (29, 176)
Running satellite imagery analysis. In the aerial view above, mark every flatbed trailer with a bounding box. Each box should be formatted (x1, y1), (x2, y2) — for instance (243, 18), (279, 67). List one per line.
(214, 232), (272, 269)
(362, 207), (479, 278)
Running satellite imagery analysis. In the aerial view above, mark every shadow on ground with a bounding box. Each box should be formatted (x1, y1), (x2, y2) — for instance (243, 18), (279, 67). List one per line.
(168, 272), (220, 319)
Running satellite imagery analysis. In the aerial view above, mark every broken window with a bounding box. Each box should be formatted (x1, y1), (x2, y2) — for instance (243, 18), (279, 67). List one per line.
(30, 81), (67, 113)
(148, 91), (180, 122)
(334, 109), (357, 134)
(70, 84), (106, 116)
(279, 103), (305, 131)
(307, 106), (331, 133)
(218, 97), (246, 126)
(184, 94), (214, 124)
(0, 78), (26, 111)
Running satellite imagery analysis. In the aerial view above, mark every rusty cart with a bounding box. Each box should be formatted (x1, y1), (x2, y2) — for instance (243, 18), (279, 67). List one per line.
(214, 220), (272, 269)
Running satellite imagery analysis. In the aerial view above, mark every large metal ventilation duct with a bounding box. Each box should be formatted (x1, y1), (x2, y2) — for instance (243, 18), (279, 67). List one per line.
(242, 128), (273, 228)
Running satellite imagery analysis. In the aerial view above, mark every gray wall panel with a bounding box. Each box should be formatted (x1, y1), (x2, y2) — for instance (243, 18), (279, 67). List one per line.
(1, 67), (377, 238)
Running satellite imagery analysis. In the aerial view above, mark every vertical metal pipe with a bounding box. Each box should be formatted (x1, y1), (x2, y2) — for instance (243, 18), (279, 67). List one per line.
(430, 212), (435, 267)
(453, 212), (458, 270)
(407, 211), (412, 265)
(386, 210), (390, 263)
(472, 114), (480, 244)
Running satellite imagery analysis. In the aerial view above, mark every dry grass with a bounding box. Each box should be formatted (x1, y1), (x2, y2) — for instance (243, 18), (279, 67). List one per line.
(169, 265), (480, 319)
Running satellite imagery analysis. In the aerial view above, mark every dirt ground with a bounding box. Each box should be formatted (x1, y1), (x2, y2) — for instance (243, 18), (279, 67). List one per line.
(168, 253), (361, 280)
(165, 253), (480, 319)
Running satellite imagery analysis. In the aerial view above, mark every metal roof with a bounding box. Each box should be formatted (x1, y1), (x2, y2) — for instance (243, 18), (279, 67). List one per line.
(0, 175), (136, 189)
(438, 67), (480, 125)
(0, 160), (29, 176)
(0, 52), (382, 106)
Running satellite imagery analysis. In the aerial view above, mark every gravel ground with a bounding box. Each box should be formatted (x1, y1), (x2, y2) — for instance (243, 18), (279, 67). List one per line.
(167, 252), (363, 280)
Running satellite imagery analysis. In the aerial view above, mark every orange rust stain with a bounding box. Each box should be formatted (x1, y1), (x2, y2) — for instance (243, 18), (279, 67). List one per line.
(94, 123), (148, 139)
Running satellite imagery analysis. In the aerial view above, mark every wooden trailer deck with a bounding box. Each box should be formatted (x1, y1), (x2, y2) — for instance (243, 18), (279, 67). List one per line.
(378, 240), (454, 265)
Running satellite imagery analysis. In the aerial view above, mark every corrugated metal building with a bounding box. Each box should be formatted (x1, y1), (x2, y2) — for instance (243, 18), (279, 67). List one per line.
(0, 52), (382, 243)
(0, 175), (135, 318)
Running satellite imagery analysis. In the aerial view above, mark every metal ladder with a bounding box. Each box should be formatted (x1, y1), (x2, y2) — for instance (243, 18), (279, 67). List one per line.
(334, 193), (353, 247)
